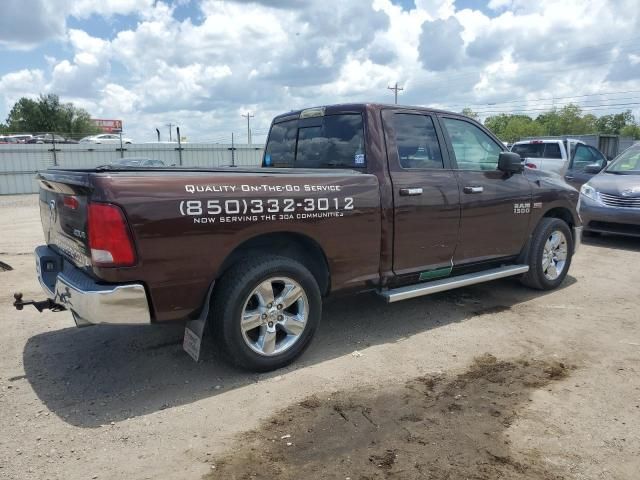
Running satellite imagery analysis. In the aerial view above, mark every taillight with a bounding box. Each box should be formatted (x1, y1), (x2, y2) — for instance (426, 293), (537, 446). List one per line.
(88, 203), (136, 267)
(63, 196), (79, 210)
(525, 162), (537, 169)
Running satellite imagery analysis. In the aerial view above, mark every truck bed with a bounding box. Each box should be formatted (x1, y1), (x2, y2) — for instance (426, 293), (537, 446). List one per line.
(37, 166), (382, 322)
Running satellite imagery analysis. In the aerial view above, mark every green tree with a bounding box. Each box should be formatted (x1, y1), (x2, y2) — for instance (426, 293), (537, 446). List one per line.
(535, 109), (561, 135)
(5, 94), (101, 137)
(555, 104), (589, 134)
(620, 124), (640, 139)
(503, 116), (544, 143)
(461, 107), (479, 120)
(484, 113), (543, 143)
(484, 103), (637, 142)
(595, 110), (634, 135)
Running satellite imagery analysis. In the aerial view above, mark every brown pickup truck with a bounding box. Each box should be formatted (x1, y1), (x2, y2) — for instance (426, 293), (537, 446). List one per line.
(15, 103), (582, 371)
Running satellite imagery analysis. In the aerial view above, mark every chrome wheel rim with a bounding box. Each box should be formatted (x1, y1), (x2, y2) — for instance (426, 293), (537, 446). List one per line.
(240, 276), (308, 356)
(542, 230), (568, 281)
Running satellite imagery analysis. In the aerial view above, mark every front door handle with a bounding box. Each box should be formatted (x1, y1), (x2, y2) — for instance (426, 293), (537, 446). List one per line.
(463, 186), (484, 194)
(565, 175), (574, 181)
(399, 187), (423, 196)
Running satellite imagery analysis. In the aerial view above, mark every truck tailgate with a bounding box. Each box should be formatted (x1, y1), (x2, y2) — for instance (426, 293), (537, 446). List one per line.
(38, 171), (93, 269)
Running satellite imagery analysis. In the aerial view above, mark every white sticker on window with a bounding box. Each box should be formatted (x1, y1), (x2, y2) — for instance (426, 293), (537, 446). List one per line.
(354, 153), (365, 165)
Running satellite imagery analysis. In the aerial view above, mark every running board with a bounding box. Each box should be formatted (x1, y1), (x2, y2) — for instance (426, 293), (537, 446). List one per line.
(380, 265), (529, 303)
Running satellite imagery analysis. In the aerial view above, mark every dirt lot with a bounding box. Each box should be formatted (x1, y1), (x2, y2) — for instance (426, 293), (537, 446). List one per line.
(1, 194), (639, 480)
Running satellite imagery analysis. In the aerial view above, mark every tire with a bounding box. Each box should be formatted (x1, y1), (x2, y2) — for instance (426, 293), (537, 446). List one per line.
(520, 218), (574, 290)
(210, 255), (322, 371)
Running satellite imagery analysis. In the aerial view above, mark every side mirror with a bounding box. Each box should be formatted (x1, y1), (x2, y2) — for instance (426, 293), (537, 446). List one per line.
(498, 151), (524, 173)
(584, 163), (604, 174)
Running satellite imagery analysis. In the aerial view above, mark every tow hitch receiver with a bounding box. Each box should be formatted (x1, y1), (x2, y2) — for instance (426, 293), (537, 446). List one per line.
(13, 292), (65, 313)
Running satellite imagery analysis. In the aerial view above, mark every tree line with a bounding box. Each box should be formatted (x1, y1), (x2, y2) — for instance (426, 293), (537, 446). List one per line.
(2, 94), (640, 144)
(462, 105), (640, 143)
(0, 94), (101, 137)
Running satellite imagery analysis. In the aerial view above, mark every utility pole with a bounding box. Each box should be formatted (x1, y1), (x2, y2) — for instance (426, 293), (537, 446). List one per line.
(241, 112), (254, 145)
(387, 82), (404, 104)
(166, 123), (174, 142)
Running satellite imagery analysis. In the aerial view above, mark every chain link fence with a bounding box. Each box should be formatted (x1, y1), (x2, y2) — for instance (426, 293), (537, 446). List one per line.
(0, 142), (265, 194)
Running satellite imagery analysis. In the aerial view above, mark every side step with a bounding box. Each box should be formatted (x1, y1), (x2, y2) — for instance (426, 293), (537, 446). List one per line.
(379, 264), (529, 303)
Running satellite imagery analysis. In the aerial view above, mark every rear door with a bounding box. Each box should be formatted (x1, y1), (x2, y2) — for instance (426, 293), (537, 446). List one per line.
(382, 109), (460, 278)
(438, 116), (532, 265)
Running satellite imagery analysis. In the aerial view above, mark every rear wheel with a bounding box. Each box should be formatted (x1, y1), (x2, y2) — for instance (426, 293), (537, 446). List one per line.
(210, 255), (322, 371)
(520, 218), (573, 290)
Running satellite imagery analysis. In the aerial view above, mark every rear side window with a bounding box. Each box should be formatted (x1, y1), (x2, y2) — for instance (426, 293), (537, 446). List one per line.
(511, 143), (545, 158)
(391, 114), (444, 169)
(264, 120), (297, 167)
(544, 143), (562, 159)
(264, 114), (365, 169)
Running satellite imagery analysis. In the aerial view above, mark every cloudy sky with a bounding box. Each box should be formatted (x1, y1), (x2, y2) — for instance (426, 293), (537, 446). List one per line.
(1, 0), (639, 143)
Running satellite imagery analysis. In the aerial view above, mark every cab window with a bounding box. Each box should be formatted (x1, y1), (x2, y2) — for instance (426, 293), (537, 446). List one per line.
(391, 113), (444, 169)
(544, 143), (562, 159)
(264, 114), (365, 169)
(441, 118), (502, 170)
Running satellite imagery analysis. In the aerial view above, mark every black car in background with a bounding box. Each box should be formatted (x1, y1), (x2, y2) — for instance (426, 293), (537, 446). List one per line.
(578, 143), (640, 237)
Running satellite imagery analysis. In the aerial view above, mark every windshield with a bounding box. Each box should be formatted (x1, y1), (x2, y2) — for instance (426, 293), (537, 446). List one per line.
(605, 145), (640, 174)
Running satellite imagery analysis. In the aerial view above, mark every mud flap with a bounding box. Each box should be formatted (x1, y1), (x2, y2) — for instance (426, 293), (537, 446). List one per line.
(182, 281), (216, 362)
(183, 318), (206, 362)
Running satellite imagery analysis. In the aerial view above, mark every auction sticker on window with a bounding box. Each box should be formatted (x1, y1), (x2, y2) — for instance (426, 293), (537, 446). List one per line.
(180, 183), (356, 224)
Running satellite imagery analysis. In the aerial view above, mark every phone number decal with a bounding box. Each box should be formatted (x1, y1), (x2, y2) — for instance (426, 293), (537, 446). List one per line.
(179, 197), (355, 224)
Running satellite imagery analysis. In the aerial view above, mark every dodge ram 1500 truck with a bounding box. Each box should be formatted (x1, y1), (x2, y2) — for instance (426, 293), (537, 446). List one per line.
(15, 103), (582, 371)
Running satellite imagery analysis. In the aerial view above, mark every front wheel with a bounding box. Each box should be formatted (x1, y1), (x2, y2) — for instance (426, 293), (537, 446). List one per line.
(210, 255), (322, 371)
(520, 218), (574, 290)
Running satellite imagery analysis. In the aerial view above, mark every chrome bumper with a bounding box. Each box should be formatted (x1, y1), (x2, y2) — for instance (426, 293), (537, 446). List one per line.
(35, 245), (151, 326)
(573, 226), (583, 253)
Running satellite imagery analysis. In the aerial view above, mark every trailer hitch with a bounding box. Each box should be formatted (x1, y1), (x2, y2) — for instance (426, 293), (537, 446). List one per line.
(13, 292), (65, 313)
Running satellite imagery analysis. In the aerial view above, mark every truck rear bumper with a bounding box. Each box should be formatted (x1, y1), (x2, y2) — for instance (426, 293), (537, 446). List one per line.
(35, 245), (151, 326)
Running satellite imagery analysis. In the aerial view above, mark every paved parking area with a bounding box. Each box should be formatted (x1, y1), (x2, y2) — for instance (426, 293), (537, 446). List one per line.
(1, 194), (639, 479)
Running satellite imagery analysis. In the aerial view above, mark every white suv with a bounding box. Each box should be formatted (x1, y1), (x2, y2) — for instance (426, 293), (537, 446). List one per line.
(511, 139), (585, 175)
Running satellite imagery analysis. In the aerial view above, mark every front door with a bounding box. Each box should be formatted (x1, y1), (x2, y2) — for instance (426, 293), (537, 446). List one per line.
(382, 109), (460, 278)
(565, 144), (607, 189)
(438, 116), (532, 265)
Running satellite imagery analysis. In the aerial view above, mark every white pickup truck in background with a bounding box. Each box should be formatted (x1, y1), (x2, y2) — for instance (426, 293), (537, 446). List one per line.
(510, 139), (585, 175)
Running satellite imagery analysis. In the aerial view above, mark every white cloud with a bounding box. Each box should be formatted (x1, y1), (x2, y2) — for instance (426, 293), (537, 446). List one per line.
(70, 0), (154, 18)
(0, 70), (45, 111)
(47, 30), (112, 98)
(1, 0), (640, 139)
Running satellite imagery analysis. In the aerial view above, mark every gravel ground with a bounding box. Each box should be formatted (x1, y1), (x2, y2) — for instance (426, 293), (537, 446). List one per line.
(0, 194), (639, 480)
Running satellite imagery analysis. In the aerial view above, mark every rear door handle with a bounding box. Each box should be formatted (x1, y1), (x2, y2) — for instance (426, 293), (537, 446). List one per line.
(399, 187), (423, 196)
(463, 186), (484, 194)
(565, 176), (574, 180)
